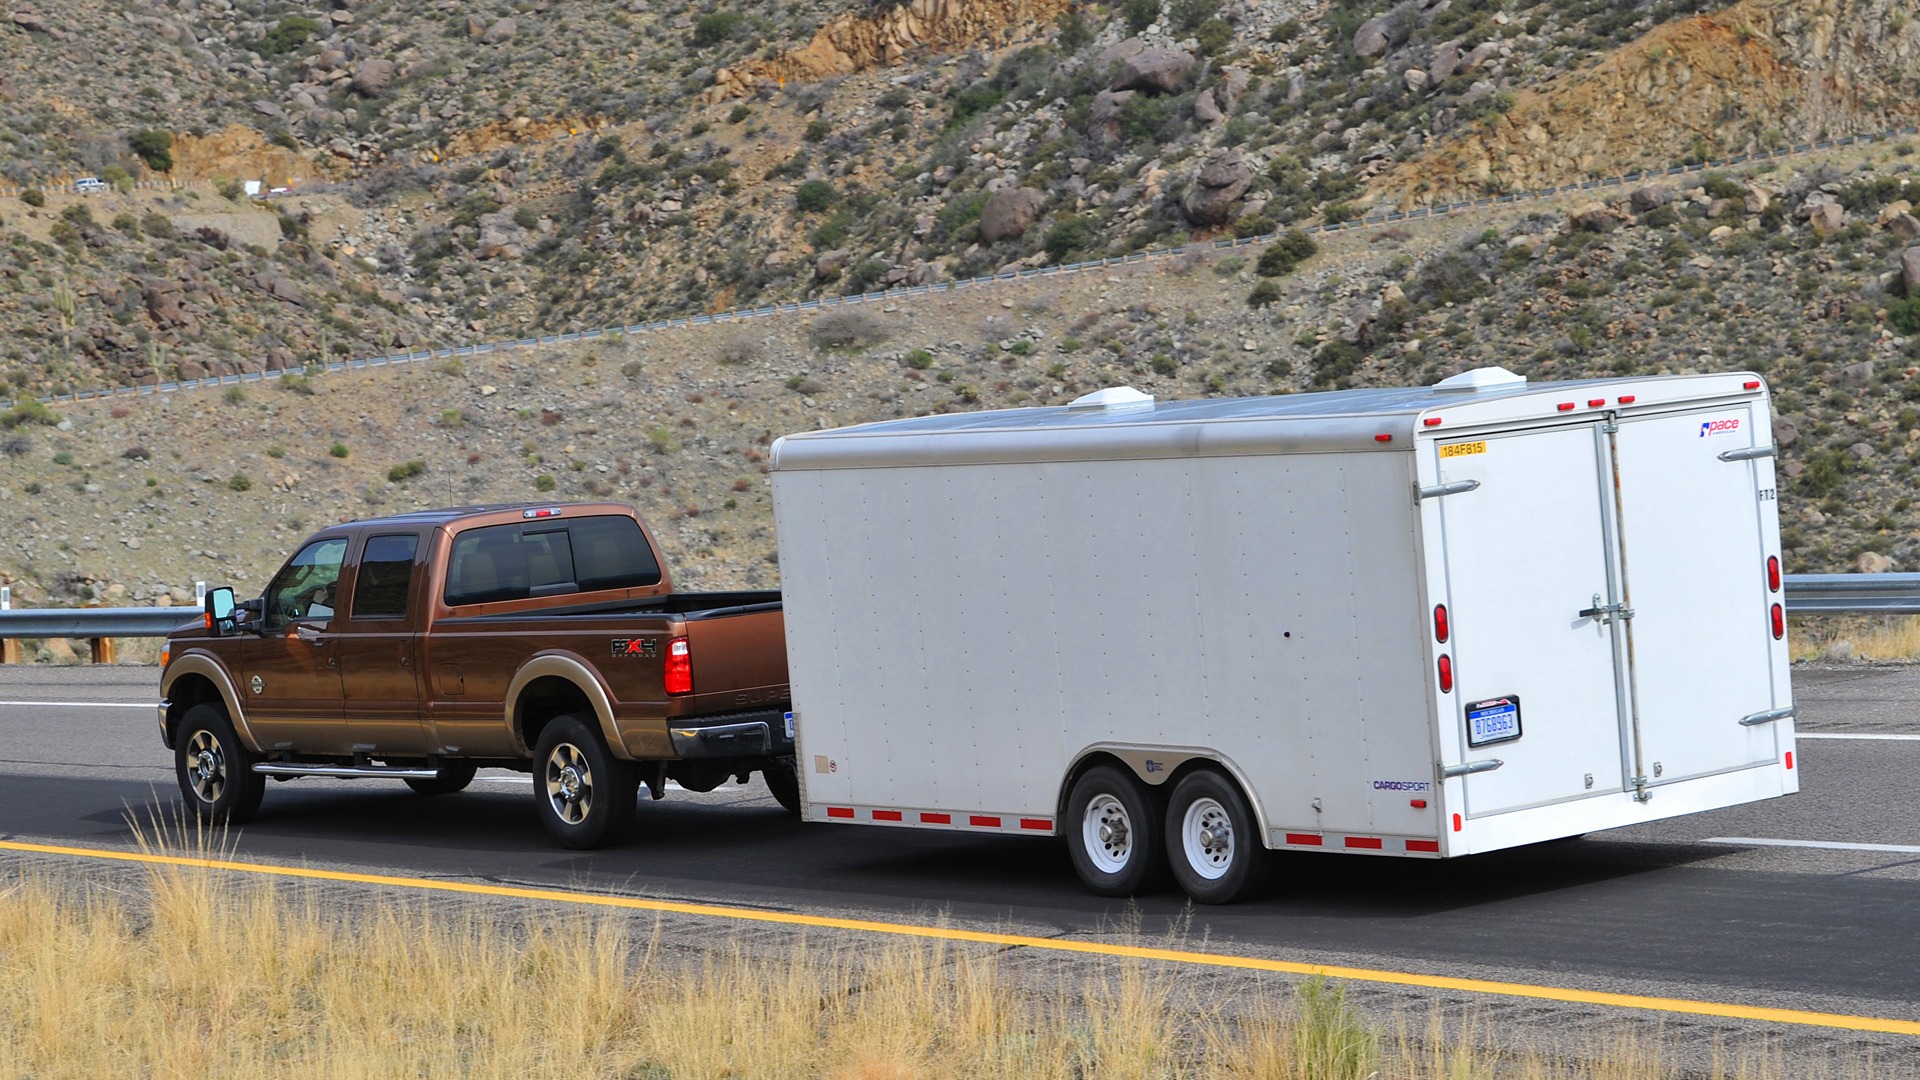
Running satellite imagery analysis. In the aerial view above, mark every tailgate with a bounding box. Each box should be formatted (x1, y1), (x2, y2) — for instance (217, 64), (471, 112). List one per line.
(677, 605), (790, 714)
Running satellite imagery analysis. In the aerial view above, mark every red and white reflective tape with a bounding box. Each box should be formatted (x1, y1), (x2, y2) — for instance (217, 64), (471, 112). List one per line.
(816, 805), (1054, 835)
(1282, 832), (1441, 856)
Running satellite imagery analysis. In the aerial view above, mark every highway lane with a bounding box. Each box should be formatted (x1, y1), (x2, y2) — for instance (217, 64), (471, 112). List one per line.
(3, 663), (1919, 1053)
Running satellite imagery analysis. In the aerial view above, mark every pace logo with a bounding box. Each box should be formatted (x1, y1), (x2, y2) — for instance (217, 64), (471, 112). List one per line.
(611, 638), (657, 658)
(1699, 418), (1742, 437)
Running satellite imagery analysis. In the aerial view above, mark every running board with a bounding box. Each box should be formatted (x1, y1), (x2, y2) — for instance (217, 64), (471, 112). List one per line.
(253, 763), (441, 780)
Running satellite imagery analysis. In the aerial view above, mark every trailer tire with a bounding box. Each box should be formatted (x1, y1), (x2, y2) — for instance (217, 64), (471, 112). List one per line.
(533, 714), (637, 849)
(174, 702), (265, 824)
(405, 762), (477, 796)
(763, 758), (802, 816)
(1066, 765), (1167, 896)
(1166, 769), (1268, 905)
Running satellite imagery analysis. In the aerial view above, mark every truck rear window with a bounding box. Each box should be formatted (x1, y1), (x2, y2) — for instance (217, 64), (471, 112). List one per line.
(444, 515), (661, 606)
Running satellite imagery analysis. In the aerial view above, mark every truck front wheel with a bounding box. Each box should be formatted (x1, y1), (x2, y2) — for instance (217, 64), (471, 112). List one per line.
(1165, 769), (1269, 904)
(1066, 765), (1167, 896)
(533, 715), (637, 849)
(174, 702), (265, 824)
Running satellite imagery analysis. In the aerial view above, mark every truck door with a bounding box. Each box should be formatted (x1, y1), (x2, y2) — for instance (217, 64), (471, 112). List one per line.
(242, 535), (352, 755)
(335, 532), (429, 754)
(1608, 404), (1781, 785)
(1435, 424), (1629, 815)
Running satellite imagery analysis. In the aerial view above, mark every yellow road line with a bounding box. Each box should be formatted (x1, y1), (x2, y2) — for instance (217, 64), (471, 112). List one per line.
(4, 837), (1917, 1037)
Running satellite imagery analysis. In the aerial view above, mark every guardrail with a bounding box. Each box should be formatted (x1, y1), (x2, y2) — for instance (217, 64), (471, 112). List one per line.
(3, 574), (1919, 664)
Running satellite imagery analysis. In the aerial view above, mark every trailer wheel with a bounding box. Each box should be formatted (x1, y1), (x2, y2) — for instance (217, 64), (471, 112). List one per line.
(174, 702), (265, 824)
(1066, 765), (1167, 896)
(405, 762), (477, 796)
(763, 758), (802, 816)
(533, 714), (637, 849)
(1166, 770), (1269, 905)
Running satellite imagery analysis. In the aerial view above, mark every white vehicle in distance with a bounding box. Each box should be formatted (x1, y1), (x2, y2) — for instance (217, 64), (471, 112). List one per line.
(73, 177), (109, 194)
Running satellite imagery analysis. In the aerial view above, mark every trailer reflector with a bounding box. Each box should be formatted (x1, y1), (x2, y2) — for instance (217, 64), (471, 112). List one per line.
(1423, 417), (1443, 427)
(1767, 556), (1781, 592)
(1410, 799), (1428, 809)
(1020, 818), (1052, 831)
(1374, 433), (1392, 442)
(1556, 402), (1576, 411)
(827, 806), (855, 819)
(873, 809), (903, 821)
(1452, 814), (1463, 832)
(1785, 751), (1795, 770)
(1744, 380), (1761, 390)
(1285, 833), (1323, 846)
(1406, 839), (1440, 853)
(921, 812), (951, 824)
(1617, 395), (1636, 404)
(1433, 604), (1449, 643)
(1587, 398), (1606, 407)
(970, 815), (1001, 828)
(1437, 654), (1454, 693)
(1344, 836), (1383, 850)
(1771, 603), (1785, 640)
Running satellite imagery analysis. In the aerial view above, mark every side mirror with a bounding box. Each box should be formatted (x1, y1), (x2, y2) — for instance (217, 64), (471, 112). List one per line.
(204, 587), (237, 637)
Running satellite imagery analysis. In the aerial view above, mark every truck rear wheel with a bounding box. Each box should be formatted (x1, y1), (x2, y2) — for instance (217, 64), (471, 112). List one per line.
(533, 715), (637, 849)
(1066, 764), (1167, 896)
(174, 702), (265, 824)
(1166, 769), (1269, 905)
(405, 762), (477, 796)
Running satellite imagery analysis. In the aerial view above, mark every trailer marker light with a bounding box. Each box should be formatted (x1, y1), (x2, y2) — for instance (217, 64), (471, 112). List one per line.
(970, 815), (1001, 829)
(1453, 813), (1463, 832)
(1557, 402), (1575, 411)
(1423, 417), (1443, 427)
(1410, 799), (1428, 809)
(1285, 833), (1323, 846)
(1433, 604), (1449, 643)
(1407, 839), (1441, 853)
(1617, 395), (1636, 404)
(873, 809), (903, 822)
(663, 636), (693, 695)
(1345, 836), (1383, 850)
(1771, 603), (1785, 640)
(1744, 380), (1761, 390)
(1437, 654), (1454, 693)
(1588, 398), (1606, 407)
(1375, 433), (1393, 442)
(921, 812), (951, 825)
(827, 806), (855, 819)
(1767, 556), (1781, 592)
(1020, 818), (1052, 831)
(1785, 751), (1795, 770)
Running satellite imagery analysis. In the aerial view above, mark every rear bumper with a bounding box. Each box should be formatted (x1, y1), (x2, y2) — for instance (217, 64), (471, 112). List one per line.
(668, 709), (793, 759)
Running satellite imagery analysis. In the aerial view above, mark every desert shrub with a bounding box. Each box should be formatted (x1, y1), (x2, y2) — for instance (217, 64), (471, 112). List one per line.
(387, 460), (426, 482)
(227, 474), (252, 492)
(20, 188), (45, 208)
(1890, 296), (1920, 334)
(257, 15), (320, 56)
(1256, 230), (1319, 277)
(690, 11), (740, 46)
(1247, 280), (1284, 307)
(1043, 215), (1098, 262)
(808, 310), (889, 351)
(794, 180), (838, 214)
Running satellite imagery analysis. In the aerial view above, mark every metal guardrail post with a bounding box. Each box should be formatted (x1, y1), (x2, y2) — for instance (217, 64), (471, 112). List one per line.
(1, 586), (14, 664)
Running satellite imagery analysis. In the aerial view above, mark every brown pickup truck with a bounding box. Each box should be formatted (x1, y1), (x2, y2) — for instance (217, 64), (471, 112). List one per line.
(157, 502), (793, 848)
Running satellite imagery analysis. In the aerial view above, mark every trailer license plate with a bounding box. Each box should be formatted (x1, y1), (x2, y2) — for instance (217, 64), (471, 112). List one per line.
(1466, 696), (1521, 747)
(784, 711), (795, 740)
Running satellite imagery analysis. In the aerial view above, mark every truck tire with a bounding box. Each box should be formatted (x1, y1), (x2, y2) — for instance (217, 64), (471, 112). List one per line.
(1066, 764), (1167, 897)
(533, 714), (637, 849)
(1165, 769), (1269, 905)
(405, 762), (478, 796)
(174, 702), (265, 824)
(763, 758), (802, 816)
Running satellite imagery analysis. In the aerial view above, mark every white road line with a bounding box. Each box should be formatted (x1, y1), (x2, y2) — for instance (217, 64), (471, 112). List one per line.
(0, 700), (151, 709)
(1797, 733), (1920, 741)
(1704, 837), (1920, 855)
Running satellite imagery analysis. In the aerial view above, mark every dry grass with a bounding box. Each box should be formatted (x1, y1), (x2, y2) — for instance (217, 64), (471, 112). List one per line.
(1788, 615), (1920, 662)
(0, 821), (1903, 1079)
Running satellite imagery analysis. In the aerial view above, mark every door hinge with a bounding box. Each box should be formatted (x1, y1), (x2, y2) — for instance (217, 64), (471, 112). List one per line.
(1578, 594), (1634, 625)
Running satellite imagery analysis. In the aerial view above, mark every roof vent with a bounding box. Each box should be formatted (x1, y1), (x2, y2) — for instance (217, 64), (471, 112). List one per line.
(1433, 366), (1527, 393)
(1068, 386), (1156, 411)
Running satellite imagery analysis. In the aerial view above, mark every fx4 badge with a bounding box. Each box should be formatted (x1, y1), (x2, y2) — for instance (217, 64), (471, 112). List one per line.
(611, 638), (657, 658)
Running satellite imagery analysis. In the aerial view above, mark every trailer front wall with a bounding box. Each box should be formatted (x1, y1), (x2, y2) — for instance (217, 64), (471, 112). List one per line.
(773, 447), (1438, 844)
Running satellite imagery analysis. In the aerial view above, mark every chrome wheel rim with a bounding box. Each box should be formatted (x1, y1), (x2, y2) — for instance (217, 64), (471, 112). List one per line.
(1181, 796), (1234, 880)
(186, 730), (225, 804)
(1082, 792), (1134, 875)
(544, 743), (593, 826)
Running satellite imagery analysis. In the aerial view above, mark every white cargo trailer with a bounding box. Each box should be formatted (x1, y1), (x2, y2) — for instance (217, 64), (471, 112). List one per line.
(769, 368), (1797, 903)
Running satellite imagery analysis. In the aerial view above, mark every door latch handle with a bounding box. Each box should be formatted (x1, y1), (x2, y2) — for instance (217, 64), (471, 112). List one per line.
(1579, 594), (1633, 624)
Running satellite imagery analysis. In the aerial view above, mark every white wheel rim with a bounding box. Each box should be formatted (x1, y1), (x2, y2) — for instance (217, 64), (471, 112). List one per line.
(544, 742), (594, 826)
(1181, 796), (1235, 880)
(1082, 792), (1134, 875)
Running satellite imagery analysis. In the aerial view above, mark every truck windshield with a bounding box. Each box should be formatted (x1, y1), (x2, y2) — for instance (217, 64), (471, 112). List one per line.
(444, 515), (660, 606)
(264, 537), (349, 627)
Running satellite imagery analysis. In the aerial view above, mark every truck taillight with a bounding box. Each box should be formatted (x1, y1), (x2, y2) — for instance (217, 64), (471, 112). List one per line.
(1766, 555), (1780, 592)
(1433, 604), (1449, 643)
(1437, 655), (1453, 693)
(664, 636), (693, 695)
(1771, 604), (1784, 641)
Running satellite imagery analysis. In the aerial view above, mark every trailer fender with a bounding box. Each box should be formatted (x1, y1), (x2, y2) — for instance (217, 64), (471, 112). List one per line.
(159, 651), (256, 751)
(1061, 745), (1273, 845)
(504, 652), (625, 759)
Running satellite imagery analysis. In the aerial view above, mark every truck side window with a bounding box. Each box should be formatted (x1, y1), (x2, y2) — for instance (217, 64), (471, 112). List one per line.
(445, 525), (529, 606)
(352, 533), (419, 619)
(572, 516), (661, 591)
(263, 537), (349, 628)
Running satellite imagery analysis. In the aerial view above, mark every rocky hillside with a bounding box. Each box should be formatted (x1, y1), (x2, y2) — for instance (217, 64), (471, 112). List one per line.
(3, 0), (1920, 643)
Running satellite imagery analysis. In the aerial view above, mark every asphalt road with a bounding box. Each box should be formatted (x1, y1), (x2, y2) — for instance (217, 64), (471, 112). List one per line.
(3, 662), (1918, 1064)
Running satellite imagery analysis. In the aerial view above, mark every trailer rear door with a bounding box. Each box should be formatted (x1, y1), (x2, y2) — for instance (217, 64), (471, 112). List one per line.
(1609, 404), (1782, 785)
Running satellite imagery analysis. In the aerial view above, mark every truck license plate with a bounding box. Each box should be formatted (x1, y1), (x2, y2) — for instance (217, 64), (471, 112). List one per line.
(784, 711), (795, 740)
(1466, 696), (1521, 747)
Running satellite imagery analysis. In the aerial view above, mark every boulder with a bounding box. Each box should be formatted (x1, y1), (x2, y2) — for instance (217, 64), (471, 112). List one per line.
(1088, 88), (1134, 143)
(142, 279), (194, 330)
(252, 273), (306, 305)
(1213, 66), (1250, 113)
(1428, 40), (1462, 84)
(1858, 551), (1895, 574)
(1353, 16), (1390, 57)
(814, 249), (851, 280)
(1808, 201), (1846, 233)
(467, 14), (487, 39)
(1876, 199), (1912, 225)
(350, 58), (395, 97)
(475, 212), (526, 259)
(978, 187), (1045, 244)
(1887, 213), (1920, 243)
(1403, 68), (1430, 94)
(1192, 87), (1222, 124)
(1773, 416), (1798, 450)
(1904, 247), (1920, 295)
(10, 11), (48, 32)
(1629, 185), (1674, 212)
(482, 17), (517, 44)
(1113, 48), (1194, 94)
(1180, 150), (1253, 227)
